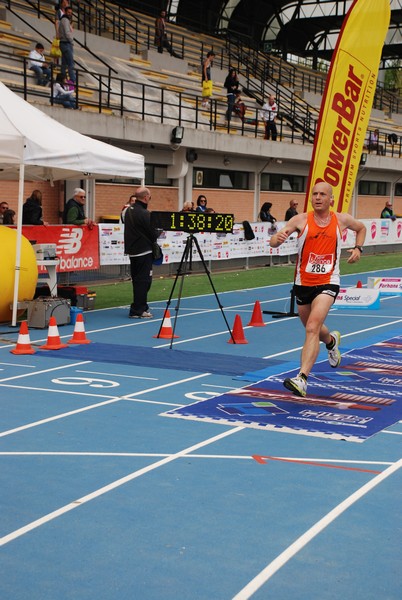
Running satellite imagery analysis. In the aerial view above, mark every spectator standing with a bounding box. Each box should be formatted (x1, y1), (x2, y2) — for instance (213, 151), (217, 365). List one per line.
(63, 188), (93, 226)
(28, 43), (51, 86)
(121, 194), (136, 223)
(269, 181), (366, 398)
(260, 94), (278, 141)
(154, 10), (179, 57)
(201, 50), (215, 108)
(55, 0), (69, 37)
(381, 201), (399, 220)
(22, 190), (48, 225)
(195, 195), (208, 212)
(0, 201), (9, 224)
(223, 68), (239, 122)
(285, 199), (299, 221)
(259, 202), (276, 223)
(52, 73), (76, 109)
(3, 209), (15, 225)
(124, 187), (159, 319)
(59, 5), (76, 84)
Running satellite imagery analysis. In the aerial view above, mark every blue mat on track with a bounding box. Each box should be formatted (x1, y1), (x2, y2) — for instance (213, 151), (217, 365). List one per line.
(162, 336), (402, 442)
(42, 342), (278, 377)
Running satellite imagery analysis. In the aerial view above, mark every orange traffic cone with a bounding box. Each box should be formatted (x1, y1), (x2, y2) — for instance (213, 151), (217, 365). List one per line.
(247, 300), (266, 327)
(68, 313), (91, 344)
(356, 280), (362, 288)
(153, 309), (179, 339)
(10, 321), (35, 355)
(39, 316), (68, 350)
(228, 314), (248, 344)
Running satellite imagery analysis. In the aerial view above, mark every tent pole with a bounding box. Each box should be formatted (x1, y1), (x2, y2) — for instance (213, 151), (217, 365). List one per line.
(11, 163), (25, 327)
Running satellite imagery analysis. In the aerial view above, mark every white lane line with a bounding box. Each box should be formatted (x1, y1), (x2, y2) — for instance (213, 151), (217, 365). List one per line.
(0, 426), (244, 547)
(383, 430), (402, 436)
(0, 373), (210, 438)
(0, 452), (393, 466)
(232, 458), (402, 600)
(0, 361), (92, 383)
(0, 362), (36, 368)
(76, 370), (158, 380)
(262, 318), (402, 359)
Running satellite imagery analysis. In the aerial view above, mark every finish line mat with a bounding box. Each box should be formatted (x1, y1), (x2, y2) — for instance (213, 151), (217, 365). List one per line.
(162, 336), (402, 443)
(42, 342), (276, 377)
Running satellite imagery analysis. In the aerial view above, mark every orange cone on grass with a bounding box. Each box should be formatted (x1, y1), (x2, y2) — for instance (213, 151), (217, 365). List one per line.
(153, 309), (179, 339)
(68, 312), (91, 344)
(10, 321), (35, 355)
(228, 314), (248, 344)
(247, 300), (265, 327)
(39, 316), (68, 350)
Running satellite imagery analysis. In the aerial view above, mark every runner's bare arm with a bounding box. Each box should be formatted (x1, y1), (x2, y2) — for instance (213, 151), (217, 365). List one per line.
(337, 212), (366, 263)
(269, 213), (306, 247)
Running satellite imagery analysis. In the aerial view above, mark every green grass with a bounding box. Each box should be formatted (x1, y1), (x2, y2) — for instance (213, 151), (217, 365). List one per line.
(91, 252), (402, 310)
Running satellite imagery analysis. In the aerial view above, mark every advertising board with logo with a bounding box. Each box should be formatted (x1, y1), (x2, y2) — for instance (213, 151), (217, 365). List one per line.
(22, 225), (99, 272)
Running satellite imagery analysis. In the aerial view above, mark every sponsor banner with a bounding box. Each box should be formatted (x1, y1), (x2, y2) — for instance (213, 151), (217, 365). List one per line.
(21, 225), (99, 272)
(99, 223), (128, 266)
(367, 276), (402, 295)
(98, 222), (299, 266)
(162, 336), (402, 442)
(334, 287), (380, 309)
(99, 219), (401, 266)
(305, 0), (391, 213)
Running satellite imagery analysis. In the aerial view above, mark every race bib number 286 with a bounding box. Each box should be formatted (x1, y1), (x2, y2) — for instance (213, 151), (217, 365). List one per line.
(306, 252), (333, 274)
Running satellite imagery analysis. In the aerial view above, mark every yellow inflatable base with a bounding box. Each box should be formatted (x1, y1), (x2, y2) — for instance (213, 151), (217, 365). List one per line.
(0, 227), (38, 323)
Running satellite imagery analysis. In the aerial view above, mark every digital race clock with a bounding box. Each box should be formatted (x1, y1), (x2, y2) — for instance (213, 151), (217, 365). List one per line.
(151, 211), (234, 234)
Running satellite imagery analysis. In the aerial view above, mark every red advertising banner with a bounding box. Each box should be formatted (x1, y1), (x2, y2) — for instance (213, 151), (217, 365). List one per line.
(21, 225), (99, 272)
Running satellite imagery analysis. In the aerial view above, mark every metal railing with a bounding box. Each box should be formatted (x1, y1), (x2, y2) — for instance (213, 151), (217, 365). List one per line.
(4, 51), (401, 160)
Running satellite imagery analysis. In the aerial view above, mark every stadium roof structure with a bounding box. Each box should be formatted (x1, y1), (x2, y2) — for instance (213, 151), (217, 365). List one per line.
(162, 0), (402, 66)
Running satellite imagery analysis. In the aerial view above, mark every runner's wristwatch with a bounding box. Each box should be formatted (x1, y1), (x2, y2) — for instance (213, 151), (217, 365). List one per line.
(354, 245), (363, 253)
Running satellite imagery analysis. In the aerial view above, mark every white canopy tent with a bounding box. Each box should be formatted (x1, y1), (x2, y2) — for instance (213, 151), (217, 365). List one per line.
(0, 81), (145, 325)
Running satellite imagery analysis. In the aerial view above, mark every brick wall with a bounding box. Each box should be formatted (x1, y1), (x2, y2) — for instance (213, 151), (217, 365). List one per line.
(2, 180), (400, 225)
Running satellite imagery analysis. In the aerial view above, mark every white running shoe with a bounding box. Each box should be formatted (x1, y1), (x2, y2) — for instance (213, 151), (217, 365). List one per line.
(283, 374), (307, 397)
(328, 331), (341, 368)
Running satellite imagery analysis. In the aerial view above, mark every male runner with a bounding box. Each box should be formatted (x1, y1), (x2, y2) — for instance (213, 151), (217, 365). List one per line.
(269, 181), (366, 397)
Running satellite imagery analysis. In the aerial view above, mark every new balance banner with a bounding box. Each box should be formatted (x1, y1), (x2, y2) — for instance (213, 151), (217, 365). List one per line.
(305, 0), (390, 213)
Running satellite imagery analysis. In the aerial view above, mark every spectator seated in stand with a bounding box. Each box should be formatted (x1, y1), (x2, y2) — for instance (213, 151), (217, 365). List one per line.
(28, 42), (51, 86)
(365, 129), (384, 155)
(52, 73), (76, 109)
(232, 92), (246, 121)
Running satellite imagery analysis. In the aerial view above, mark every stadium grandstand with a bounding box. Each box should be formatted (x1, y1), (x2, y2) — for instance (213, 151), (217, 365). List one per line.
(0, 0), (401, 276)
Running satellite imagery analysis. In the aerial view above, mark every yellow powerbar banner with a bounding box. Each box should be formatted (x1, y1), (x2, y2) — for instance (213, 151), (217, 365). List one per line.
(305, 0), (391, 213)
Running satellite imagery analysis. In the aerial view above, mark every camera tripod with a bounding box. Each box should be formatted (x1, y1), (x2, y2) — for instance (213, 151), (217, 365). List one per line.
(156, 234), (235, 347)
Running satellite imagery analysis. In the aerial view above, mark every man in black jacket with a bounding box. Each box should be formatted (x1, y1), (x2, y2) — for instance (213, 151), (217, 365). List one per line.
(22, 189), (48, 225)
(124, 187), (158, 319)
